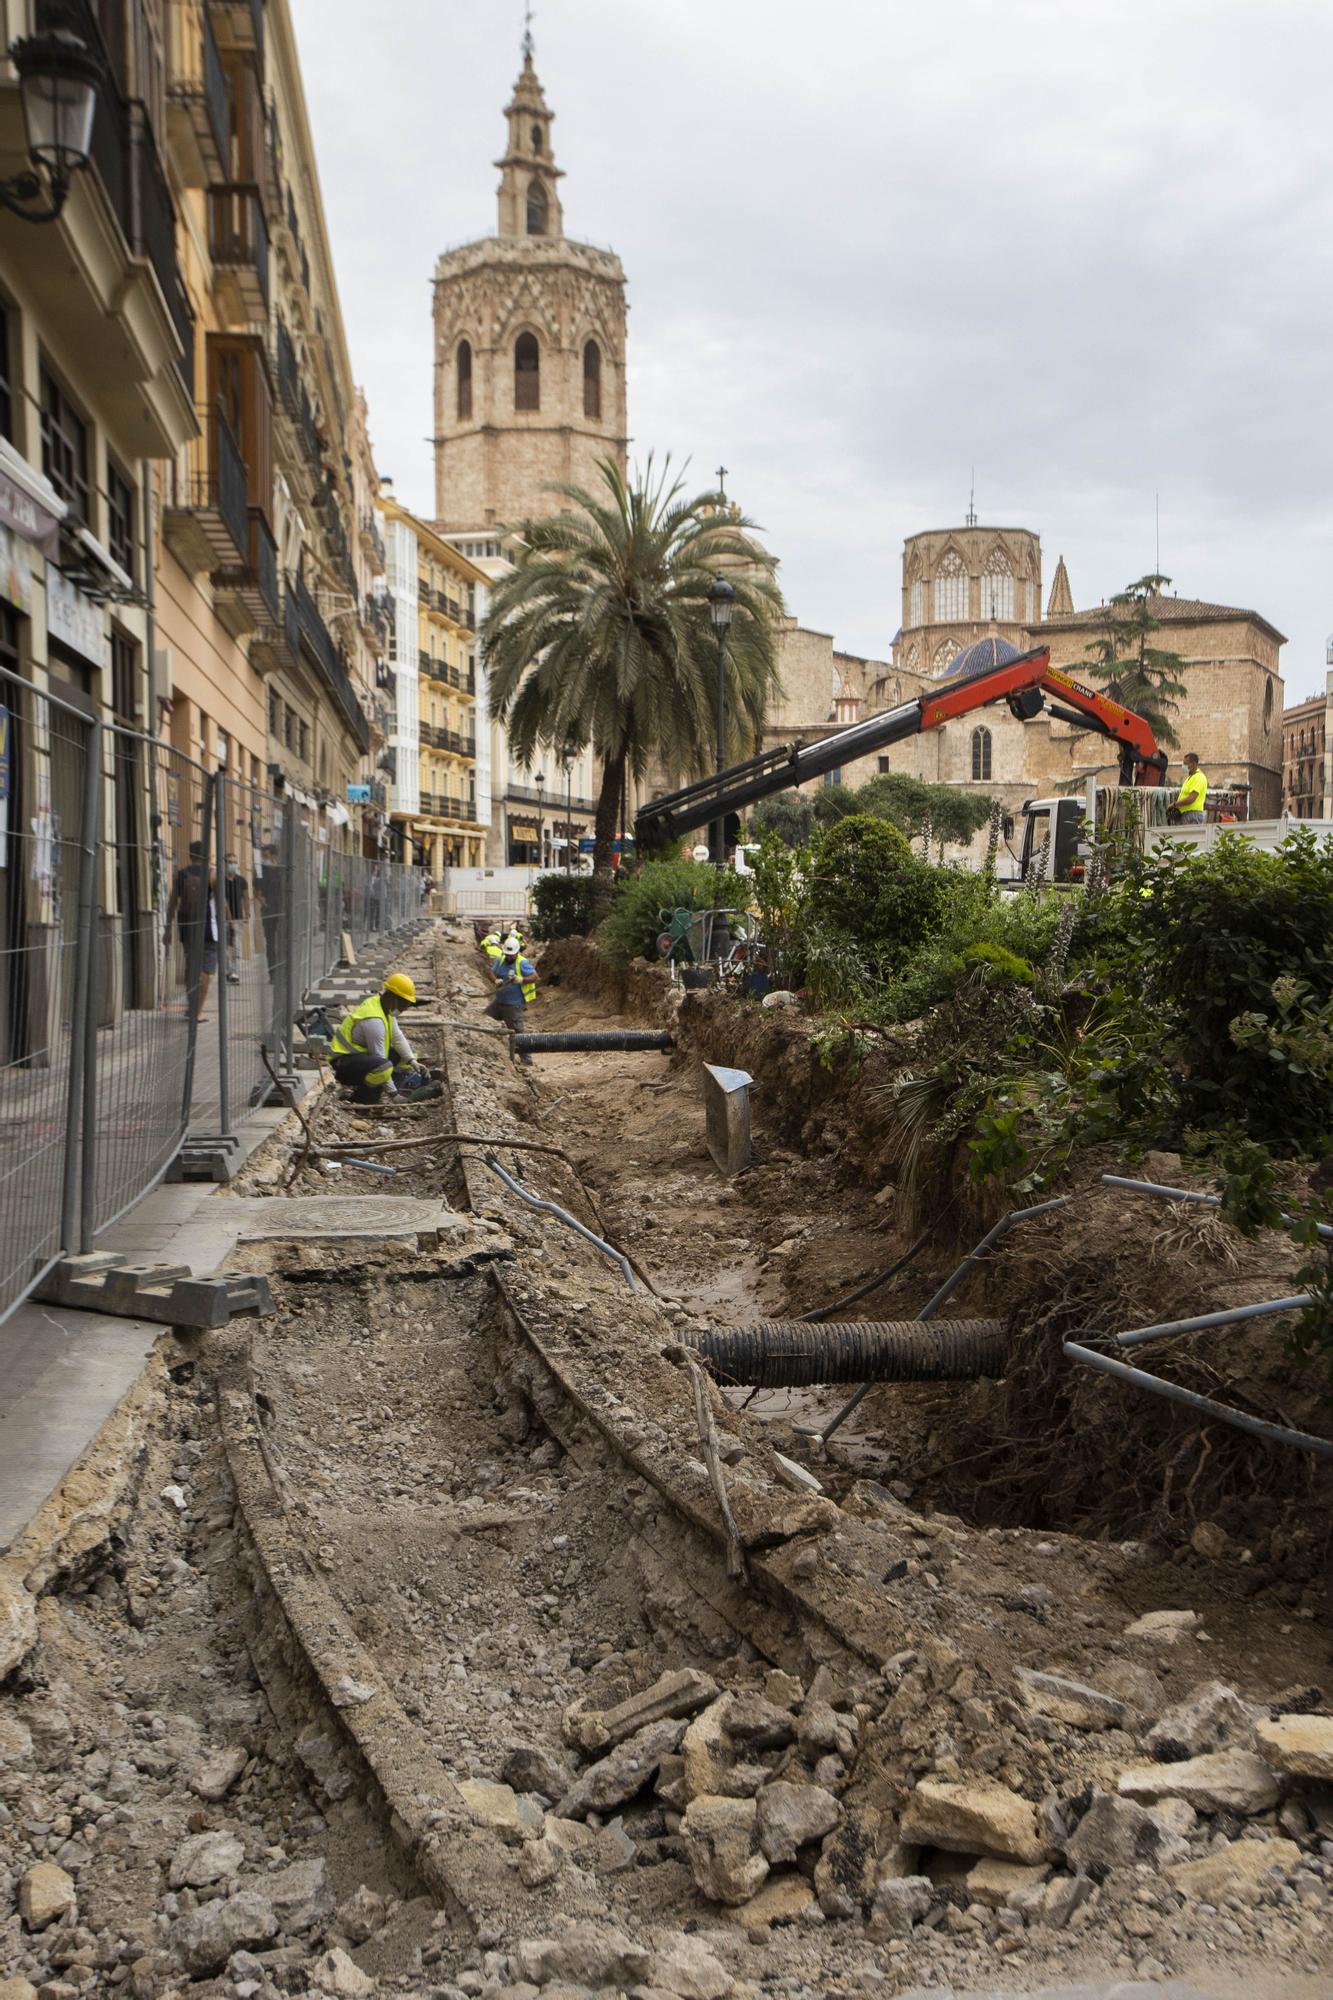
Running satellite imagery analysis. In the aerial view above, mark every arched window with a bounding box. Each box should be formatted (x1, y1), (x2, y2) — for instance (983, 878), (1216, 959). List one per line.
(932, 638), (958, 676)
(456, 339), (472, 421)
(531, 122), (543, 153)
(980, 547), (1014, 622)
(583, 339), (601, 420)
(515, 332), (540, 412)
(908, 579), (925, 627)
(526, 177), (548, 236)
(933, 549), (968, 622)
(971, 726), (992, 781)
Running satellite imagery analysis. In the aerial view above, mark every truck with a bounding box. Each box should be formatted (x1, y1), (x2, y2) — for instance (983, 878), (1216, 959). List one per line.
(1015, 783), (1333, 885)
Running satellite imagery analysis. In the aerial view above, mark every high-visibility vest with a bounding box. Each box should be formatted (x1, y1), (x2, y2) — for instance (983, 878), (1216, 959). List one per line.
(496, 958), (537, 1005)
(331, 992), (394, 1084)
(481, 931), (503, 961)
(1177, 770), (1207, 814)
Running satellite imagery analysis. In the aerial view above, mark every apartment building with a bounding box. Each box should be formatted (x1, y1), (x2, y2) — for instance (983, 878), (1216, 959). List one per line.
(1282, 667), (1332, 820)
(377, 489), (488, 871)
(157, 0), (387, 850)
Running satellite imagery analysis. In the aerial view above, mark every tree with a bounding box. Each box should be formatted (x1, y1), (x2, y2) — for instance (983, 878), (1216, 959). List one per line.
(1082, 573), (1189, 750)
(480, 459), (783, 908)
(750, 791), (815, 848)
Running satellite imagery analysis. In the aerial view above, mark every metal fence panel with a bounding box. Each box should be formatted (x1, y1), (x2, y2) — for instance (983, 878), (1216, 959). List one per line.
(0, 668), (94, 1323)
(87, 732), (211, 1238)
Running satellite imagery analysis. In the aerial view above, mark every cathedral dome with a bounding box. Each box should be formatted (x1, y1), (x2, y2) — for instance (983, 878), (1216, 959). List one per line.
(942, 635), (1022, 682)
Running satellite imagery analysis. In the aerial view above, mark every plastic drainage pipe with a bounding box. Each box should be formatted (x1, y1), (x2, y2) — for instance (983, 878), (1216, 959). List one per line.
(693, 1318), (1006, 1389)
(1117, 1294), (1312, 1350)
(482, 1153), (641, 1292)
(1063, 1339), (1333, 1461)
(512, 1030), (674, 1054)
(1102, 1175), (1333, 1243)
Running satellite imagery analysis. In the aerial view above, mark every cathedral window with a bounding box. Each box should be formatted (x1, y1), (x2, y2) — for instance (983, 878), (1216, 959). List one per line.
(908, 579), (925, 627)
(531, 123), (543, 153)
(457, 340), (472, 421)
(980, 548), (1014, 622)
(583, 340), (602, 420)
(933, 550), (968, 623)
(515, 332), (540, 412)
(932, 638), (957, 676)
(527, 177), (549, 236)
(971, 726), (992, 781)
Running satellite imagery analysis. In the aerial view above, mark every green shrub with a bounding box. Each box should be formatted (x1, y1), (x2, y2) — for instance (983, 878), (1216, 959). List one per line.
(748, 831), (808, 989)
(529, 872), (594, 940)
(810, 814), (943, 968)
(750, 793), (814, 848)
(598, 858), (745, 967)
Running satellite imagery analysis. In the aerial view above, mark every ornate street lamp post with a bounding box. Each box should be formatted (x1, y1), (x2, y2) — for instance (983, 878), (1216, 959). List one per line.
(1, 30), (101, 224)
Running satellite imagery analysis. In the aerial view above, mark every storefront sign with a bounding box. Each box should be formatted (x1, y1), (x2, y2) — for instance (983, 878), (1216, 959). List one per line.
(508, 817), (539, 843)
(47, 566), (109, 670)
(0, 465), (61, 559)
(347, 783), (371, 803)
(0, 525), (34, 614)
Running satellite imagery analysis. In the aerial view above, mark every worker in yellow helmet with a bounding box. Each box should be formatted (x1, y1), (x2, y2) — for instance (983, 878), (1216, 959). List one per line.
(1175, 752), (1208, 824)
(330, 972), (439, 1104)
(480, 925), (505, 965)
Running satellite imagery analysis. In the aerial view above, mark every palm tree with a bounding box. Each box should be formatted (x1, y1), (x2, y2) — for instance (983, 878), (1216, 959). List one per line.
(480, 458), (783, 905)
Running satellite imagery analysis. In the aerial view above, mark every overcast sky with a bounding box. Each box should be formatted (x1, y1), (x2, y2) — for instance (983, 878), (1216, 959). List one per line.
(290, 0), (1333, 702)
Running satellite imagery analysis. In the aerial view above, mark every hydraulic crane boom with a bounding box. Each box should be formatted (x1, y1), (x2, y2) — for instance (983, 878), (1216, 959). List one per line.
(634, 645), (1167, 851)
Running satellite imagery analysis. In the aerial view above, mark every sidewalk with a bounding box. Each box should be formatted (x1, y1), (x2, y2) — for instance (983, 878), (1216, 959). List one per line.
(0, 1087), (301, 1554)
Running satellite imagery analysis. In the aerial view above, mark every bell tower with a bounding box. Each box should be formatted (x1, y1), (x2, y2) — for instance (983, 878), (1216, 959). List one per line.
(432, 25), (628, 532)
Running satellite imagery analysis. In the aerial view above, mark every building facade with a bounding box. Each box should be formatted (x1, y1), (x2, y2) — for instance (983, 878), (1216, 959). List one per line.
(157, 0), (388, 856)
(378, 492), (488, 872)
(1282, 667), (1332, 820)
(432, 40), (628, 535)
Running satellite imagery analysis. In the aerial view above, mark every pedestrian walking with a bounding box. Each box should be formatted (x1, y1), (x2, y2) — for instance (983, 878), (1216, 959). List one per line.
(259, 842), (283, 974)
(164, 840), (218, 1022)
(224, 852), (250, 984)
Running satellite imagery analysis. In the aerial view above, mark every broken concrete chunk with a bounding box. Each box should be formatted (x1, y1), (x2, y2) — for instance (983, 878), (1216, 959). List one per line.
(900, 1778), (1044, 1864)
(1147, 1681), (1256, 1761)
(650, 1933), (734, 2000)
(519, 1836), (564, 1888)
(189, 1744), (248, 1802)
(683, 1697), (735, 1802)
(764, 1670), (804, 1709)
(797, 1699), (855, 1759)
(172, 1891), (280, 1976)
(1255, 1715), (1333, 1781)
(1124, 1608), (1199, 1642)
(1015, 1668), (1129, 1732)
(308, 1945), (376, 1998)
(1040, 1871), (1096, 1929)
(516, 1922), (652, 1990)
(265, 1855), (334, 1934)
(723, 1874), (816, 1929)
(813, 1803), (881, 1918)
(1118, 1748), (1279, 1816)
(295, 1727), (354, 1802)
(1169, 1835), (1301, 1902)
(502, 1744), (573, 1801)
(167, 1829), (244, 1890)
(458, 1778), (524, 1839)
(726, 1693), (796, 1749)
(556, 1718), (688, 1820)
(756, 1780), (840, 1864)
(335, 1885), (387, 1945)
(866, 1874), (933, 1939)
(566, 1668), (718, 1757)
(966, 1857), (1050, 1908)
(18, 1862), (76, 1931)
(681, 1795), (770, 1905)
(1065, 1793), (1187, 1877)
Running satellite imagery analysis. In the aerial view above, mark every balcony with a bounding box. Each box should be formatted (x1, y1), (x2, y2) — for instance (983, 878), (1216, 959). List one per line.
(251, 574), (300, 675)
(209, 183), (270, 321)
(162, 405), (247, 572)
(291, 571), (370, 753)
(168, 0), (229, 188)
(359, 509), (386, 567)
(17, 5), (191, 455)
(210, 0), (264, 61)
(213, 507), (279, 636)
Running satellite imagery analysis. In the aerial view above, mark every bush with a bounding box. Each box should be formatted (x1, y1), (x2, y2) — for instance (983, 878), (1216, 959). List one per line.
(598, 858), (745, 968)
(750, 793), (815, 848)
(748, 831), (807, 989)
(529, 872), (594, 940)
(880, 870), (1064, 1020)
(809, 815), (943, 969)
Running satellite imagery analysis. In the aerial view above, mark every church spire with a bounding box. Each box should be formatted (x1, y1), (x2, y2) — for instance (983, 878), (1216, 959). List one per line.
(1046, 554), (1074, 619)
(496, 30), (565, 241)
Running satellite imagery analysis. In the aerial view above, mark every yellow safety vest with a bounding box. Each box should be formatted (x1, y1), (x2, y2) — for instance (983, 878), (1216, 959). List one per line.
(1177, 770), (1207, 814)
(498, 961), (537, 1005)
(332, 993), (394, 1084)
(481, 931), (503, 961)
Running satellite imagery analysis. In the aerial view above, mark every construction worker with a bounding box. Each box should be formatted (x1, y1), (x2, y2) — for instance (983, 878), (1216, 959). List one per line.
(330, 972), (438, 1104)
(489, 941), (538, 1065)
(480, 924), (505, 965)
(1175, 752), (1208, 824)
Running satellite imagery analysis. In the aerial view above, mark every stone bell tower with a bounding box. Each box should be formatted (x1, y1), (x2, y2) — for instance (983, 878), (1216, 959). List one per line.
(433, 30), (629, 532)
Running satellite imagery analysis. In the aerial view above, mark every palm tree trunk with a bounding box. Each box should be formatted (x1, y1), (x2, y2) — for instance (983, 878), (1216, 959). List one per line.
(591, 749), (626, 918)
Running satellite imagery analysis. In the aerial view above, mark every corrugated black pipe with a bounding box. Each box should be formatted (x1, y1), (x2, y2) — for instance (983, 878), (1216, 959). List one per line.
(512, 1030), (674, 1053)
(693, 1318), (1006, 1388)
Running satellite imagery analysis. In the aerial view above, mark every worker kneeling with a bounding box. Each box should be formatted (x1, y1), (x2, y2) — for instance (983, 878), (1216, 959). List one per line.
(488, 939), (538, 1064)
(330, 972), (438, 1105)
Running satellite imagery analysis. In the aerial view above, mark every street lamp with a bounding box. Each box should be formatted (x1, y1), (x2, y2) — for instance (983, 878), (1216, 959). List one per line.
(561, 741), (575, 875)
(0, 30), (101, 224)
(533, 768), (546, 870)
(707, 575), (736, 869)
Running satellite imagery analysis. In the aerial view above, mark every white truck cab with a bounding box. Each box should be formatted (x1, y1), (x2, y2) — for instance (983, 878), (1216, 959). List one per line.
(1015, 784), (1333, 885)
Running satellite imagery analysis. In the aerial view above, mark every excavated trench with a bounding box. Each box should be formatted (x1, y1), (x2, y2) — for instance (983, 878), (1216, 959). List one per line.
(2, 920), (1332, 2000)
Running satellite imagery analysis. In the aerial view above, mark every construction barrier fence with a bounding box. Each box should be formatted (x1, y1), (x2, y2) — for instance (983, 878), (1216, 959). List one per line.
(0, 688), (423, 1324)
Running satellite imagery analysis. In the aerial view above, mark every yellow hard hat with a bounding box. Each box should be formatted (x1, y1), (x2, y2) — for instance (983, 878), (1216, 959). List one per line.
(383, 972), (420, 1005)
